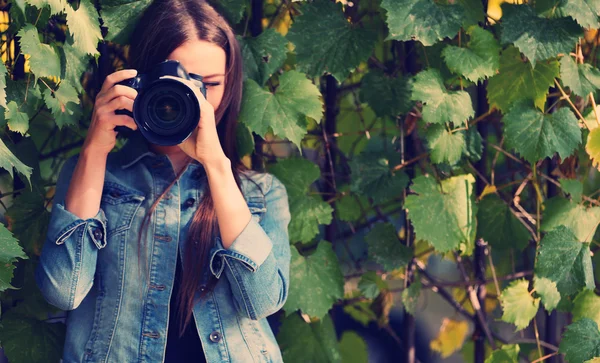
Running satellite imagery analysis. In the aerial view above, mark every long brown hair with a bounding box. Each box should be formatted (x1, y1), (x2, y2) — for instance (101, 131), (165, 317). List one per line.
(124, 0), (250, 338)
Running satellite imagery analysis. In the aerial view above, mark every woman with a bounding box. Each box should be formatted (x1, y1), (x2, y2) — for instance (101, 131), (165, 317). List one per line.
(34, 0), (292, 362)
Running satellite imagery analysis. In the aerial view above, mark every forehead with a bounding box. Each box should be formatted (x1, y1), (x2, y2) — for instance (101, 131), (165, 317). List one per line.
(166, 39), (226, 77)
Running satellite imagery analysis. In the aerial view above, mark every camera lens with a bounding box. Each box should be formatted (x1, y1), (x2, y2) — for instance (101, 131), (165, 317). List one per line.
(154, 95), (181, 123)
(148, 91), (185, 128)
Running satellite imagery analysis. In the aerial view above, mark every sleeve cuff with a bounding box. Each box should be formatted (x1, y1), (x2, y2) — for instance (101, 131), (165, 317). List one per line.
(48, 202), (108, 250)
(208, 216), (273, 279)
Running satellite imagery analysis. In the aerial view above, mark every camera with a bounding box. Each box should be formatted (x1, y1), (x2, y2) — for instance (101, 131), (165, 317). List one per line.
(114, 59), (207, 146)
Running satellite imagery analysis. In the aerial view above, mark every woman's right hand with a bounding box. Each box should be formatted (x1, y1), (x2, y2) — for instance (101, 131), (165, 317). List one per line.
(82, 69), (140, 156)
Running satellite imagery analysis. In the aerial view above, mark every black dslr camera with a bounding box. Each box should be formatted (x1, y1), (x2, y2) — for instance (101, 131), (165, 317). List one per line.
(114, 60), (207, 146)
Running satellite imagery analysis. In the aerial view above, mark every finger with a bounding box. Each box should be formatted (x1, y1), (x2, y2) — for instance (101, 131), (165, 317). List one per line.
(97, 84), (138, 107)
(100, 69), (138, 94)
(110, 114), (138, 131)
(97, 96), (135, 117)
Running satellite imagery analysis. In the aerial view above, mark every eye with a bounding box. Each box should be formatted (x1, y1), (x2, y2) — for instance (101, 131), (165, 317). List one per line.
(204, 82), (221, 88)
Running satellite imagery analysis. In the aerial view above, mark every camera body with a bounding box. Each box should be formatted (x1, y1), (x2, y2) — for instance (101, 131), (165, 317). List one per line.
(114, 59), (207, 146)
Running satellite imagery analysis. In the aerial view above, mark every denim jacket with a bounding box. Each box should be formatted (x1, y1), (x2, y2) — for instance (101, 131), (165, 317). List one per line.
(34, 130), (292, 363)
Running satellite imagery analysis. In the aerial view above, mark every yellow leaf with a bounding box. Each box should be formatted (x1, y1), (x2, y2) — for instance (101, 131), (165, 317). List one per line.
(587, 127), (600, 170)
(430, 318), (470, 358)
(487, 0), (521, 24)
(478, 184), (497, 200)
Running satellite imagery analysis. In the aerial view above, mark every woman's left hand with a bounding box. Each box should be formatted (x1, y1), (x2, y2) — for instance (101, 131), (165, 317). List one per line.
(160, 75), (228, 167)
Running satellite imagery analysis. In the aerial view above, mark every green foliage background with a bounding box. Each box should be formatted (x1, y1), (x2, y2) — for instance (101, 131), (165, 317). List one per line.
(1, 0), (600, 362)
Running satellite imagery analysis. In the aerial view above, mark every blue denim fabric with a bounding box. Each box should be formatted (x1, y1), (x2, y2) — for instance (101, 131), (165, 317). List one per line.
(34, 130), (292, 362)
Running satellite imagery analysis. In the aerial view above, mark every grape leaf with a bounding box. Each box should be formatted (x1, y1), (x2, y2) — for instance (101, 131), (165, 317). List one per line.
(587, 126), (600, 170)
(573, 289), (600, 328)
(359, 69), (413, 118)
(487, 46), (559, 113)
(17, 23), (61, 79)
(340, 331), (368, 363)
(559, 319), (600, 363)
(545, 0), (600, 29)
(100, 0), (153, 44)
(43, 84), (82, 129)
(535, 225), (595, 292)
(410, 69), (474, 125)
(268, 158), (333, 243)
(0, 222), (28, 292)
(560, 56), (600, 98)
(286, 0), (377, 82)
(65, 0), (102, 56)
(335, 193), (363, 222)
(239, 70), (323, 148)
(425, 124), (466, 165)
(5, 189), (50, 256)
(208, 0), (246, 24)
(343, 301), (377, 327)
(503, 101), (581, 165)
(405, 174), (477, 254)
(477, 194), (530, 251)
(5, 101), (30, 135)
(0, 137), (33, 187)
(24, 0), (65, 14)
(559, 178), (583, 202)
(0, 309), (65, 362)
(365, 223), (413, 271)
(278, 313), (341, 363)
(401, 279), (421, 315)
(235, 122), (254, 157)
(358, 271), (388, 299)
(542, 196), (600, 243)
(284, 242), (344, 318)
(499, 279), (539, 331)
(0, 60), (7, 108)
(500, 4), (582, 66)
(534, 276), (560, 313)
(59, 36), (90, 94)
(442, 26), (500, 82)
(430, 318), (469, 358)
(349, 151), (409, 204)
(485, 345), (520, 363)
(238, 29), (288, 87)
(380, 0), (464, 46)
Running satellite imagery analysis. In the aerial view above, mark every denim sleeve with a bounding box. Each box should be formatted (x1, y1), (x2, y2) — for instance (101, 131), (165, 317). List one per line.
(208, 174), (291, 320)
(34, 154), (108, 311)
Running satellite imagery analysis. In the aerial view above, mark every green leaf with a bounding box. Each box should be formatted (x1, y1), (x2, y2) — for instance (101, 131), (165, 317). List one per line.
(442, 26), (500, 82)
(17, 23), (61, 79)
(359, 69), (413, 118)
(573, 290), (600, 328)
(405, 174), (477, 254)
(0, 60), (7, 108)
(548, 0), (600, 29)
(485, 344), (520, 363)
(284, 242), (344, 319)
(560, 56), (600, 98)
(5, 101), (30, 135)
(503, 101), (581, 165)
(0, 310), (66, 363)
(499, 279), (539, 331)
(542, 196), (600, 243)
(235, 122), (254, 157)
(286, 0), (377, 82)
(269, 158), (333, 243)
(278, 313), (342, 363)
(365, 223), (413, 271)
(335, 193), (363, 222)
(5, 189), (51, 256)
(24, 0), (65, 15)
(410, 68), (474, 125)
(0, 137), (33, 186)
(487, 46), (559, 113)
(560, 178), (584, 202)
(343, 301), (377, 327)
(0, 223), (28, 292)
(500, 4), (582, 66)
(425, 124), (466, 165)
(535, 225), (595, 292)
(340, 331), (368, 363)
(401, 279), (421, 315)
(208, 0), (246, 24)
(559, 319), (600, 363)
(358, 271), (387, 299)
(59, 37), (90, 94)
(65, 0), (102, 56)
(239, 71), (323, 148)
(43, 84), (82, 129)
(100, 0), (153, 44)
(534, 277), (560, 313)
(477, 194), (530, 251)
(380, 0), (464, 46)
(349, 151), (409, 204)
(238, 29), (288, 86)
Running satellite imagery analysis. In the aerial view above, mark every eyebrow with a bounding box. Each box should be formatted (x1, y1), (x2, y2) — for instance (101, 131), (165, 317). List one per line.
(202, 73), (225, 78)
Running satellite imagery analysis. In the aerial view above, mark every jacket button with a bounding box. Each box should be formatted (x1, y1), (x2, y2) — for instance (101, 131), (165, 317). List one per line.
(209, 331), (222, 342)
(183, 198), (195, 209)
(192, 168), (205, 180)
(109, 190), (121, 198)
(92, 227), (103, 240)
(199, 284), (206, 292)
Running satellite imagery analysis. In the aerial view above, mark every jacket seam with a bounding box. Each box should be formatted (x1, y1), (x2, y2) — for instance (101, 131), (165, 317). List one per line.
(224, 257), (257, 320)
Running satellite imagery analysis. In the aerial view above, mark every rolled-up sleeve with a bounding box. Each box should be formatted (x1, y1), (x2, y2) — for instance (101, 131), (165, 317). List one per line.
(34, 154), (108, 311)
(208, 174), (291, 320)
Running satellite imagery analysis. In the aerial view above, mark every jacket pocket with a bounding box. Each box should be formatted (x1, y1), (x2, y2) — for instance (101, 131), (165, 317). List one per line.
(100, 181), (145, 238)
(246, 196), (267, 224)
